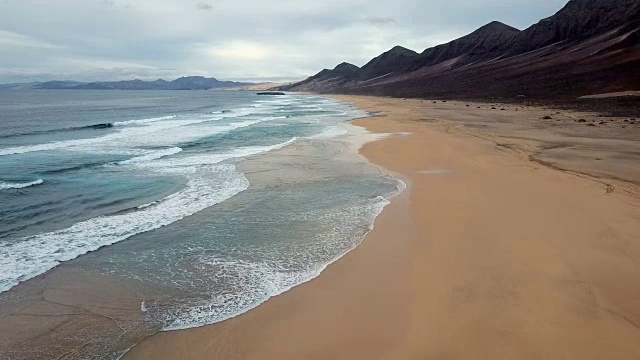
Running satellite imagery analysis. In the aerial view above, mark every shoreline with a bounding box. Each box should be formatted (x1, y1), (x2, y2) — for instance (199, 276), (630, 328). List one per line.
(0, 94), (396, 359)
(123, 100), (417, 360)
(126, 95), (640, 359)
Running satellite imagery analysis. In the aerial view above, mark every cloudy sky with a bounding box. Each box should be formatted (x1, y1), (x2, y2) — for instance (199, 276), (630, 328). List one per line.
(0, 0), (569, 83)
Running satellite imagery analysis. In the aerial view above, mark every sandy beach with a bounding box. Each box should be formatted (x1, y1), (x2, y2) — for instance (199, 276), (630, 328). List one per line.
(126, 95), (640, 360)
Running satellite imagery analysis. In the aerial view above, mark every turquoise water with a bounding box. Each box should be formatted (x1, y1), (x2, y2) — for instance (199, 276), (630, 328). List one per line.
(0, 90), (402, 358)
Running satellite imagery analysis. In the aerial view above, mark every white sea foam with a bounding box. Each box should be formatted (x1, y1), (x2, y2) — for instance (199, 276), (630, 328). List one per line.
(142, 138), (298, 169)
(308, 125), (348, 139)
(118, 147), (183, 165)
(113, 117), (287, 150)
(0, 134), (300, 294)
(114, 115), (177, 126)
(0, 111), (282, 157)
(0, 118), (196, 156)
(0, 163), (250, 293)
(0, 179), (44, 191)
(162, 190), (399, 331)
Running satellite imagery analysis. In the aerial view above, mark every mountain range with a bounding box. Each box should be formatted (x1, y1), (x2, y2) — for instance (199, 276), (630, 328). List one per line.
(279, 0), (640, 99)
(1, 76), (253, 91)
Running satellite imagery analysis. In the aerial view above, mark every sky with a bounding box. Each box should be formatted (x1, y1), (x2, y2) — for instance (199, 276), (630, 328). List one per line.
(0, 0), (570, 83)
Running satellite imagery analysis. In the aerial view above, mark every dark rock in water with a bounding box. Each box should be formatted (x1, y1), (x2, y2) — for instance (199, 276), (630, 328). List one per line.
(257, 92), (286, 96)
(87, 123), (114, 129)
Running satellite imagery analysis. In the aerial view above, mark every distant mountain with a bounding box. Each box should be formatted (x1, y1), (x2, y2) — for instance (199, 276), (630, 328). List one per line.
(35, 81), (87, 89)
(280, 0), (640, 99)
(29, 76), (253, 90)
(0, 82), (42, 90)
(168, 76), (250, 90)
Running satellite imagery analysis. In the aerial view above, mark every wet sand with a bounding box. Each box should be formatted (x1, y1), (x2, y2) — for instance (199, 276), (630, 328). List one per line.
(126, 95), (640, 360)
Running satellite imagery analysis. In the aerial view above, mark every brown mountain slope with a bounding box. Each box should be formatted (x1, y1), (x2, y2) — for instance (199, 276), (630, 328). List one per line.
(508, 0), (640, 55)
(357, 46), (420, 81)
(413, 21), (520, 70)
(281, 0), (640, 99)
(284, 62), (360, 92)
(348, 19), (640, 99)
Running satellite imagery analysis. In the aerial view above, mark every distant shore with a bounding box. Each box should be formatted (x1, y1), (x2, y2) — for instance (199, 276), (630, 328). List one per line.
(126, 95), (640, 360)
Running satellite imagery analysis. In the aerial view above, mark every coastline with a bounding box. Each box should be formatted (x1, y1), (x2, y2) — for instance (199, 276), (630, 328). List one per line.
(0, 93), (396, 359)
(126, 95), (640, 359)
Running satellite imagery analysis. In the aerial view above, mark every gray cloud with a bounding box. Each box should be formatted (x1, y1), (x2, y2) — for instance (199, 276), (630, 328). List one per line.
(0, 0), (570, 83)
(196, 2), (214, 11)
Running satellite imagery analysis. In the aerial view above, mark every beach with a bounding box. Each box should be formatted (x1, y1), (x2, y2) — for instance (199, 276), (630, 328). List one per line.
(125, 95), (640, 360)
(0, 91), (403, 359)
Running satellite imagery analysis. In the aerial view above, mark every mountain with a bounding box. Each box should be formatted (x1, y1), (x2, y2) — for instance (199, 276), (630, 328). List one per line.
(283, 63), (360, 92)
(35, 80), (87, 89)
(281, 0), (640, 99)
(29, 76), (253, 90)
(0, 82), (43, 90)
(414, 21), (520, 70)
(507, 0), (640, 55)
(357, 46), (419, 80)
(168, 76), (251, 90)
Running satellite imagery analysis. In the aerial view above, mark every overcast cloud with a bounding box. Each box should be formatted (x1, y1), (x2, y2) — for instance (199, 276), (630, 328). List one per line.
(0, 0), (568, 83)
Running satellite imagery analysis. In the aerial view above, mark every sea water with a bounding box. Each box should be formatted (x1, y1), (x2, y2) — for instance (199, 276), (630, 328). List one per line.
(0, 90), (402, 358)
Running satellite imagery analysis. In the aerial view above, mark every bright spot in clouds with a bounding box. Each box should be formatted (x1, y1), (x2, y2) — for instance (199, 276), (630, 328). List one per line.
(209, 41), (272, 61)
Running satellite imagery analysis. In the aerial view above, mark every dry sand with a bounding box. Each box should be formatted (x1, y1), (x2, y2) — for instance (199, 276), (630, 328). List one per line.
(126, 96), (640, 360)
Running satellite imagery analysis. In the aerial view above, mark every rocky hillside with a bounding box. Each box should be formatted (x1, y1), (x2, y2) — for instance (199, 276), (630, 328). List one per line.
(282, 62), (360, 92)
(357, 46), (419, 81)
(281, 0), (640, 99)
(414, 21), (520, 70)
(508, 0), (640, 55)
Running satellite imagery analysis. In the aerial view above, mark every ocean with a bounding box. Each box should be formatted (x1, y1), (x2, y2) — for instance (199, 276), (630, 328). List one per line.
(0, 89), (403, 359)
